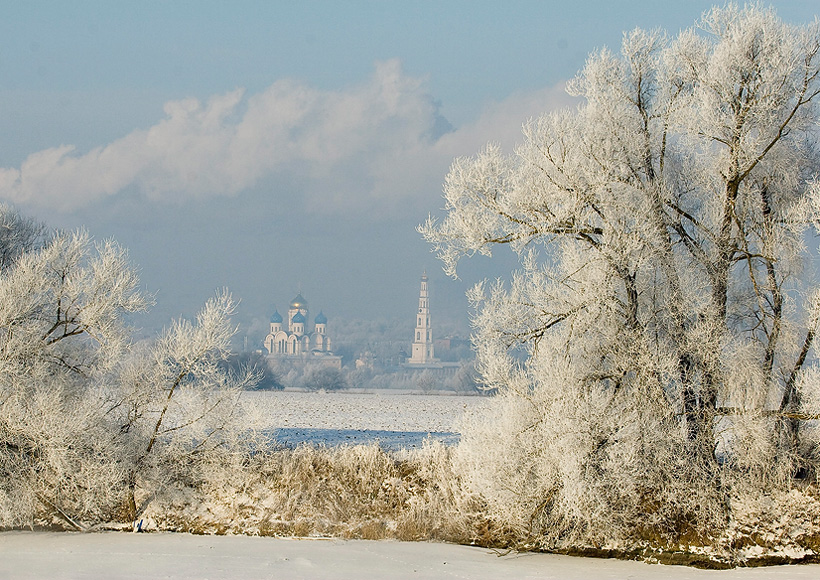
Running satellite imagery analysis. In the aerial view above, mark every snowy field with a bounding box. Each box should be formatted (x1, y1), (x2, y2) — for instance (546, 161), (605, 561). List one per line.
(2, 532), (818, 580)
(242, 391), (488, 450)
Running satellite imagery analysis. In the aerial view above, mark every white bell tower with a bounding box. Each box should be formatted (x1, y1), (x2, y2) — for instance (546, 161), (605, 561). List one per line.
(409, 272), (436, 364)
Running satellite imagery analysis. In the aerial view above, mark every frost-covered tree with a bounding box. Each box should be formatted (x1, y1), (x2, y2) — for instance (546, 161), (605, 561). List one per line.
(423, 4), (820, 545)
(301, 364), (347, 391)
(0, 205), (254, 528)
(0, 216), (150, 527)
(114, 291), (256, 520)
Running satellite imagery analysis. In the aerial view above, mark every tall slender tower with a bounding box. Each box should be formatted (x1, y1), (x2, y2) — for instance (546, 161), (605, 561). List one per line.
(409, 272), (436, 364)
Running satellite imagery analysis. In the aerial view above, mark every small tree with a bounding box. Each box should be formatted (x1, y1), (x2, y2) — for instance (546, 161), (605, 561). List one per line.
(423, 3), (820, 546)
(0, 205), (255, 528)
(221, 351), (283, 391)
(0, 214), (150, 527)
(114, 291), (256, 520)
(301, 364), (347, 391)
(415, 369), (437, 393)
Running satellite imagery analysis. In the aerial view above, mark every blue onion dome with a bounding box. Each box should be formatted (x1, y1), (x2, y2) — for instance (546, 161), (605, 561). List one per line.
(314, 311), (327, 325)
(270, 310), (283, 323)
(290, 293), (308, 309)
(291, 312), (306, 324)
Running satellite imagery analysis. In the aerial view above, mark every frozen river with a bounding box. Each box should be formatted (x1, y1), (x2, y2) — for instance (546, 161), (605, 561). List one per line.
(5, 531), (816, 580)
(241, 390), (490, 451)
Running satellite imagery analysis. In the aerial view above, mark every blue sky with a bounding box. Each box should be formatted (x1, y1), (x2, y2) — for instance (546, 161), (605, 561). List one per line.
(0, 1), (818, 342)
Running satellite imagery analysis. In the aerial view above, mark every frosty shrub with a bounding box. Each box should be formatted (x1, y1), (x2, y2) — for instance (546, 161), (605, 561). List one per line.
(423, 4), (820, 550)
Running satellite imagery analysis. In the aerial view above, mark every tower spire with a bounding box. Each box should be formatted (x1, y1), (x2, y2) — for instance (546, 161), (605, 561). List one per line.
(409, 272), (435, 364)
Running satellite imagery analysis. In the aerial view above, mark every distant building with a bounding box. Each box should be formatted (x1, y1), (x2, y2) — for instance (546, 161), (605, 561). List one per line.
(263, 293), (340, 367)
(408, 272), (436, 365)
(404, 272), (459, 376)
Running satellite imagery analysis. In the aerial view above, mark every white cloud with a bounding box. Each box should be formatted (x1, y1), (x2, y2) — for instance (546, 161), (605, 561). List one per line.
(437, 84), (578, 156)
(0, 60), (576, 215)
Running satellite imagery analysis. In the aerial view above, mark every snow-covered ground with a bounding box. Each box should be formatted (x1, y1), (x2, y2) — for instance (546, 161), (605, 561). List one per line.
(2, 531), (818, 580)
(242, 391), (488, 449)
(242, 390), (487, 431)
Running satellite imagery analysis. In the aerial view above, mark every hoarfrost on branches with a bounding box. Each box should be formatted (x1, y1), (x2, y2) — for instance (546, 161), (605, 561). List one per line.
(424, 3), (820, 547)
(0, 205), (255, 529)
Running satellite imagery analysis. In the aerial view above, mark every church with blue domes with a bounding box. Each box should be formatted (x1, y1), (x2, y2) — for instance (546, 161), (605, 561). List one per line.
(263, 293), (334, 358)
